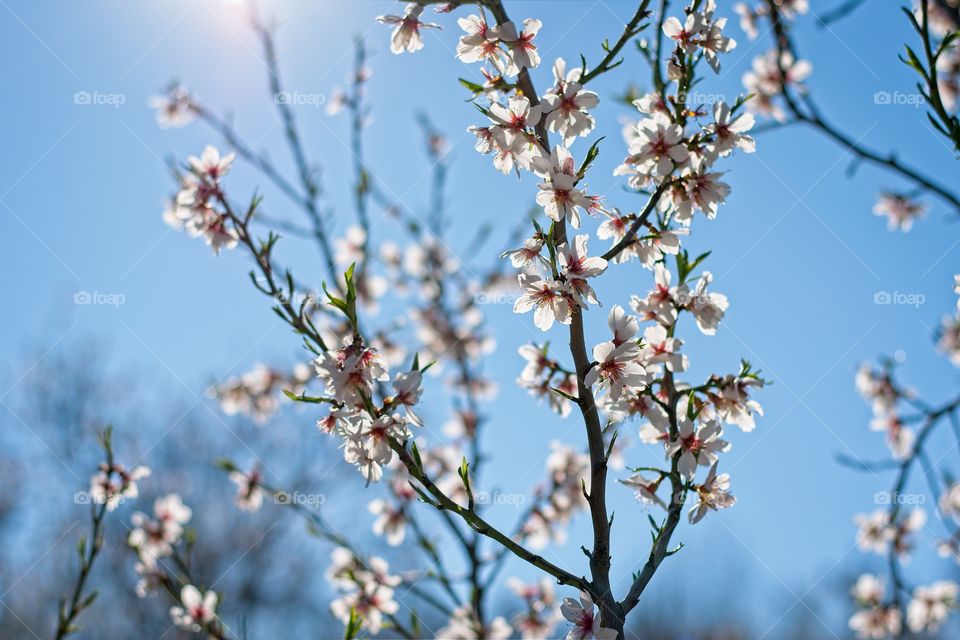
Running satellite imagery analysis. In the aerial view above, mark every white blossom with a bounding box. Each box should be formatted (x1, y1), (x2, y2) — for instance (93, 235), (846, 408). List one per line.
(873, 192), (926, 232)
(376, 4), (440, 55)
(666, 413), (729, 481)
(907, 580), (958, 633)
(497, 18), (542, 75)
(541, 58), (599, 146)
(558, 234), (607, 305)
(534, 146), (593, 228)
(229, 467), (265, 512)
(368, 498), (407, 546)
(514, 274), (573, 331)
(170, 585), (218, 632)
(704, 101), (756, 159)
(585, 340), (647, 402)
(89, 464), (150, 511)
(689, 461), (735, 523)
(559, 591), (617, 640)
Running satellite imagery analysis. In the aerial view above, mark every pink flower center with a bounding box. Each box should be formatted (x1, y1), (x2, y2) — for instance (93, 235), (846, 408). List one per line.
(577, 610), (595, 632)
(683, 434), (703, 454)
(533, 286), (556, 303)
(650, 136), (669, 156)
(600, 360), (625, 381)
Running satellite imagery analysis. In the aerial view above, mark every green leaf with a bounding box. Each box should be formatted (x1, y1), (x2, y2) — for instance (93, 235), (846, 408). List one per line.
(604, 429), (619, 462)
(344, 607), (363, 640)
(674, 250), (690, 282)
(282, 389), (336, 404)
(473, 102), (493, 118)
(248, 271), (270, 295)
(940, 31), (960, 55)
(322, 281), (348, 314)
(576, 137), (605, 178)
(458, 457), (471, 488)
(214, 458), (238, 472)
(687, 250), (712, 274)
(900, 6), (922, 34)
(410, 482), (438, 507)
(459, 77), (485, 94)
(900, 45), (928, 77)
(550, 386), (579, 403)
(410, 441), (424, 472)
(344, 263), (357, 301)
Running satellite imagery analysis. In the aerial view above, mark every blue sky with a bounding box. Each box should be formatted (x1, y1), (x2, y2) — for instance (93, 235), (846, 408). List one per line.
(3, 0), (960, 635)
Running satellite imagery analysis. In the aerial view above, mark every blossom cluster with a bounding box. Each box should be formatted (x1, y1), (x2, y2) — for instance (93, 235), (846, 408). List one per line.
(850, 276), (960, 638)
(922, 0), (960, 112)
(735, 0), (954, 234)
(327, 548), (401, 634)
(437, 606), (512, 639)
(850, 572), (959, 638)
(507, 577), (561, 639)
(367, 443), (472, 546)
(735, 1), (812, 121)
(163, 146), (239, 255)
(88, 461), (150, 511)
(122, 488), (223, 635)
(373, 2), (763, 632)
(937, 274), (960, 364)
(212, 362), (312, 424)
(520, 442), (591, 549)
(141, 1), (767, 637)
(313, 341), (423, 483)
(855, 363), (916, 460)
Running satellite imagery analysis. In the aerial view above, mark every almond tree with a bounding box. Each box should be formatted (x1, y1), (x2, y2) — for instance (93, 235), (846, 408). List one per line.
(736, 0), (960, 231)
(114, 1), (767, 637)
(54, 428), (149, 639)
(726, 5), (960, 636)
(847, 275), (960, 639)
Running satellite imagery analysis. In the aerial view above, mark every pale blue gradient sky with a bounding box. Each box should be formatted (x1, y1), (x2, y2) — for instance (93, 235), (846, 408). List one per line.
(2, 0), (959, 635)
